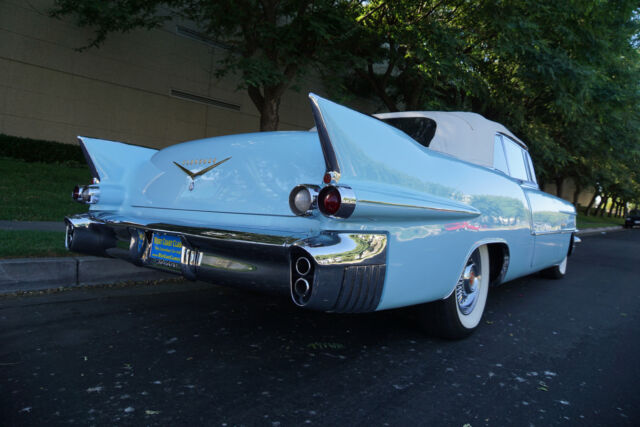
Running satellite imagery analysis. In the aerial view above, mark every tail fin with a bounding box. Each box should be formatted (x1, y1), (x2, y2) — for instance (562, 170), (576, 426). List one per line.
(308, 93), (424, 184)
(78, 136), (157, 183)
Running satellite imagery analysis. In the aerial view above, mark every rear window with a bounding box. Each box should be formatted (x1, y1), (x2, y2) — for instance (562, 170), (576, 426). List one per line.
(379, 117), (437, 148)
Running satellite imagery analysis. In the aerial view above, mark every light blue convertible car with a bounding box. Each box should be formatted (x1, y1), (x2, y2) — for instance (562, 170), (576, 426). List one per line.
(65, 94), (578, 338)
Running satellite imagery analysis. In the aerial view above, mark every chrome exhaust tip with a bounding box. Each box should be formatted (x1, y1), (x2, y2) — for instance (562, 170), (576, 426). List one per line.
(295, 256), (311, 276)
(292, 278), (312, 306)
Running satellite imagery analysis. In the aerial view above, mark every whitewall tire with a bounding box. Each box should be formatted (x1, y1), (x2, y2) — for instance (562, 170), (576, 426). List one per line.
(419, 245), (490, 339)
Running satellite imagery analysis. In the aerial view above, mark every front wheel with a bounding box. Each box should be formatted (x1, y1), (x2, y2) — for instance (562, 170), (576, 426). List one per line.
(418, 245), (490, 339)
(541, 256), (567, 279)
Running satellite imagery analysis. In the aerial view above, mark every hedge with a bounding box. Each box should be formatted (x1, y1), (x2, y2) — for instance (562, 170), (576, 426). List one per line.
(0, 133), (84, 165)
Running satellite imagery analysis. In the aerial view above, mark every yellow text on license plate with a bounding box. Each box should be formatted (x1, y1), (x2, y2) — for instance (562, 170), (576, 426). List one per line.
(149, 234), (182, 263)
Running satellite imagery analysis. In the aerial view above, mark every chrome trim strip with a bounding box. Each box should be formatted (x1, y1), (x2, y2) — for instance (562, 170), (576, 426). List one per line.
(532, 229), (576, 236)
(497, 132), (528, 150)
(359, 199), (480, 216)
(130, 205), (297, 218)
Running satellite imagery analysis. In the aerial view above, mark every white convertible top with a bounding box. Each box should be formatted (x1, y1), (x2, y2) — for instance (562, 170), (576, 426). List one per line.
(374, 111), (527, 168)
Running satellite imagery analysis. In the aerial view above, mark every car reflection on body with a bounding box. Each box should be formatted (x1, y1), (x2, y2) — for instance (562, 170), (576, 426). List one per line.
(64, 93), (578, 339)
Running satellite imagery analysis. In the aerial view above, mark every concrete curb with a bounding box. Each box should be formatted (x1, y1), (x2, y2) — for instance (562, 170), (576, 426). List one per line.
(0, 256), (174, 295)
(576, 226), (624, 236)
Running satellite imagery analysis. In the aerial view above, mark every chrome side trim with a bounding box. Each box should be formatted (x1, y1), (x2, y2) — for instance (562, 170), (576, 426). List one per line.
(532, 229), (576, 236)
(130, 205), (297, 218)
(359, 199), (480, 216)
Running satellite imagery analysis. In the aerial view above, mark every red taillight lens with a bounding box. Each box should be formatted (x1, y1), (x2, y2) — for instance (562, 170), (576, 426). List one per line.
(72, 185), (80, 200)
(320, 187), (341, 216)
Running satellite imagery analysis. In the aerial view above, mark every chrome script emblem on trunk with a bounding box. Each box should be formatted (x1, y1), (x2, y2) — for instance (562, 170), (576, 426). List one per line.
(173, 157), (231, 191)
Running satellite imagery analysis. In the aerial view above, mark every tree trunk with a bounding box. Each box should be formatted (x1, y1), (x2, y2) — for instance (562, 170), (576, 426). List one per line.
(572, 184), (582, 208)
(259, 96), (280, 131)
(585, 191), (598, 216)
(597, 194), (609, 217)
(247, 85), (281, 132)
(555, 177), (564, 199)
(609, 200), (617, 217)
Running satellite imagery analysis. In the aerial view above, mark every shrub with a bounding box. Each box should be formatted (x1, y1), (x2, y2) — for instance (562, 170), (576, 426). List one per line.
(0, 133), (84, 165)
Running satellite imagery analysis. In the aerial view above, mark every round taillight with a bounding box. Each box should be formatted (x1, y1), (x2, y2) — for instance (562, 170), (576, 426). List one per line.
(293, 188), (311, 212)
(72, 185), (80, 200)
(323, 173), (331, 184)
(289, 185), (318, 216)
(319, 187), (341, 216)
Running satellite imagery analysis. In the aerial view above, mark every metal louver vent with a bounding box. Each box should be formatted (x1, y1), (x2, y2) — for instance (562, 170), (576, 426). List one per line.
(170, 89), (241, 111)
(176, 25), (231, 50)
(333, 264), (386, 313)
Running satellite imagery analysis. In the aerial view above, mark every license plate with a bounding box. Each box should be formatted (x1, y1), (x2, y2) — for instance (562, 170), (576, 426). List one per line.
(149, 233), (182, 264)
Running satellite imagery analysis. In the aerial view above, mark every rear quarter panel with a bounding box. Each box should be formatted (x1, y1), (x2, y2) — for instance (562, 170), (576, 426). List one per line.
(319, 147), (539, 310)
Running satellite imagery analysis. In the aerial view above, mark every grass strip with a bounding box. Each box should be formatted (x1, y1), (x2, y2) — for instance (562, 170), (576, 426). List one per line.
(576, 213), (624, 229)
(0, 157), (90, 221)
(0, 230), (71, 258)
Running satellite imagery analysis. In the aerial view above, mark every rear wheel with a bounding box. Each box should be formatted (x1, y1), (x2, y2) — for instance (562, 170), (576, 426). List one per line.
(419, 245), (490, 339)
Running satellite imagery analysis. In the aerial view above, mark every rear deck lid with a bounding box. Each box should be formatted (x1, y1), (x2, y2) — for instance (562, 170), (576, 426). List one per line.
(129, 131), (324, 216)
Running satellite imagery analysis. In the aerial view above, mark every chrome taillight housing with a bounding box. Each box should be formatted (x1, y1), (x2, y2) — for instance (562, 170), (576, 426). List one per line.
(318, 185), (356, 219)
(289, 185), (319, 216)
(72, 184), (100, 204)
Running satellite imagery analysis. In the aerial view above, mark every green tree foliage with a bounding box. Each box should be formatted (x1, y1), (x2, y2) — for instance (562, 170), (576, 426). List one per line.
(338, 0), (640, 210)
(50, 0), (354, 131)
(50, 0), (640, 208)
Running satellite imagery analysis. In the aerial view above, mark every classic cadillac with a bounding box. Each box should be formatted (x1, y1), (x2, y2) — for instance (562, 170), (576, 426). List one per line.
(65, 94), (578, 339)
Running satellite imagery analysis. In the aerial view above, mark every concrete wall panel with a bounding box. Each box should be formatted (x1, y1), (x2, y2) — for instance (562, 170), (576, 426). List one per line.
(0, 0), (319, 148)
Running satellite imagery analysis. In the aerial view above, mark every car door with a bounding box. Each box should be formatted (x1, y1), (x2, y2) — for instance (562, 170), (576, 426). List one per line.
(498, 134), (571, 271)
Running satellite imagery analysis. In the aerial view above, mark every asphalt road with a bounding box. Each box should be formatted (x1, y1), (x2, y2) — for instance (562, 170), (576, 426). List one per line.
(1, 230), (639, 426)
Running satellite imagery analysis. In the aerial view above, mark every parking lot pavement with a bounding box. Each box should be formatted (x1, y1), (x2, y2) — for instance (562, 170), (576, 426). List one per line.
(1, 231), (639, 426)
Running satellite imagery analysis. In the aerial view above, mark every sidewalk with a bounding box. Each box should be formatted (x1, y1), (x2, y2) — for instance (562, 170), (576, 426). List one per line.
(0, 220), (66, 232)
(0, 220), (172, 294)
(0, 221), (626, 295)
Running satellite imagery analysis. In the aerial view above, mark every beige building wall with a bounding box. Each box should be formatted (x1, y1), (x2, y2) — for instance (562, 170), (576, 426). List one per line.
(0, 0), (319, 149)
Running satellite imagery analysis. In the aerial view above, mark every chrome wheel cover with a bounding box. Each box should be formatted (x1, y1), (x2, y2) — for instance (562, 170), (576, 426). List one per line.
(455, 249), (482, 315)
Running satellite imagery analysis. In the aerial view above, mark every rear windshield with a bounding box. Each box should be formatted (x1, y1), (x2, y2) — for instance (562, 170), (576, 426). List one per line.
(379, 117), (437, 148)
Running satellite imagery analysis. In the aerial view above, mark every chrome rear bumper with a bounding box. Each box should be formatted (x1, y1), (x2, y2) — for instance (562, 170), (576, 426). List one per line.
(64, 214), (387, 313)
